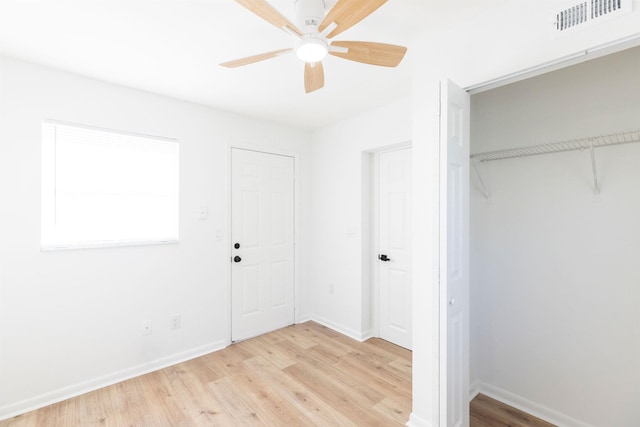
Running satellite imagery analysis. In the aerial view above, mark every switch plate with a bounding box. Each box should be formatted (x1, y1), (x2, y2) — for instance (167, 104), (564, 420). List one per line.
(170, 314), (181, 330)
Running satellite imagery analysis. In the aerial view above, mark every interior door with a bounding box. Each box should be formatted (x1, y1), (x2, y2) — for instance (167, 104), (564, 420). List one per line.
(439, 80), (470, 427)
(231, 148), (295, 342)
(378, 147), (412, 350)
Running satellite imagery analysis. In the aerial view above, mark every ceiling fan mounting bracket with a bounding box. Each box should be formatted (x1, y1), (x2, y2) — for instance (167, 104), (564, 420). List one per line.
(294, 0), (327, 33)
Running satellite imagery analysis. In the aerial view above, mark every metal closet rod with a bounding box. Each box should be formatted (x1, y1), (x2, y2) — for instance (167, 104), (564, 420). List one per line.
(469, 129), (640, 198)
(470, 129), (640, 162)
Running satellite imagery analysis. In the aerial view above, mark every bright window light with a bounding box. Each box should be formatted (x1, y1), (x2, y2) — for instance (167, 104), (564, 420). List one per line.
(41, 121), (179, 250)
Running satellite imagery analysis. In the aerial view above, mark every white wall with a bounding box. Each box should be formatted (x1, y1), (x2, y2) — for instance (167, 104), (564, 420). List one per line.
(409, 2), (640, 426)
(0, 56), (312, 418)
(309, 97), (411, 339)
(470, 46), (640, 427)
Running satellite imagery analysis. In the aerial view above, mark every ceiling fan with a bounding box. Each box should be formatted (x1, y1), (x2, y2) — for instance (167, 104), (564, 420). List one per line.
(220, 0), (407, 93)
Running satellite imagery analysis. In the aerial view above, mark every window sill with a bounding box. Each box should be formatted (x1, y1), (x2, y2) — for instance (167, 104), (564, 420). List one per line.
(40, 238), (179, 252)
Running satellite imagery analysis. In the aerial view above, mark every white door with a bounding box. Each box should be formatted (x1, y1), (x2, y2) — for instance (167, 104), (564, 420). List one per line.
(231, 148), (295, 342)
(439, 80), (470, 427)
(378, 148), (412, 350)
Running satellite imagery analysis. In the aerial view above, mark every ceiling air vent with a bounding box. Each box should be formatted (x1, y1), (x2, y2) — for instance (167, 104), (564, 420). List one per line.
(555, 0), (631, 32)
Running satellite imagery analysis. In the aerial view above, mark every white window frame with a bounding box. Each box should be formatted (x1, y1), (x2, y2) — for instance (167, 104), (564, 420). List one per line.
(41, 120), (179, 250)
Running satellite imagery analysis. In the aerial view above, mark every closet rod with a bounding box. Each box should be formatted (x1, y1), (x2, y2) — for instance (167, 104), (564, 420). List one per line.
(470, 129), (640, 162)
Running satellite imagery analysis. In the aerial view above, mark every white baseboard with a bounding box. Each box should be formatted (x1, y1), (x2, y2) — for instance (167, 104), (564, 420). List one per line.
(296, 314), (313, 324)
(477, 382), (595, 427)
(0, 339), (228, 421)
(309, 314), (371, 342)
(469, 380), (480, 401)
(406, 412), (432, 427)
(360, 328), (373, 341)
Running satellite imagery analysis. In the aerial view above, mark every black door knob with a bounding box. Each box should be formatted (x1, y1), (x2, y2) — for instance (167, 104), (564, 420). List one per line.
(233, 255), (242, 263)
(378, 254), (391, 262)
(234, 243), (240, 249)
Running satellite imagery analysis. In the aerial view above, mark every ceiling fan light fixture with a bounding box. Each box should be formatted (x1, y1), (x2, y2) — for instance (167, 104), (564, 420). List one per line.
(296, 37), (328, 63)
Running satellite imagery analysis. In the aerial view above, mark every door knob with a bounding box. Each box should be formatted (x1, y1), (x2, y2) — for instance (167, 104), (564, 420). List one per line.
(378, 254), (391, 262)
(233, 256), (242, 263)
(234, 243), (240, 249)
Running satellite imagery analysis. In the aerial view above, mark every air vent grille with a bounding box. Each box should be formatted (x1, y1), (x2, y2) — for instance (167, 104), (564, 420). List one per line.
(592, 0), (623, 17)
(556, 0), (630, 32)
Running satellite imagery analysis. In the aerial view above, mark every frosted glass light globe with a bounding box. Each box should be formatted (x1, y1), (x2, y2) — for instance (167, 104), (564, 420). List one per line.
(296, 38), (328, 63)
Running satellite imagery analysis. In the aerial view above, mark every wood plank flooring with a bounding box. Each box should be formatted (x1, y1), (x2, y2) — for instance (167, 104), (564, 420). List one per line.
(471, 393), (557, 427)
(0, 322), (412, 427)
(1, 321), (555, 426)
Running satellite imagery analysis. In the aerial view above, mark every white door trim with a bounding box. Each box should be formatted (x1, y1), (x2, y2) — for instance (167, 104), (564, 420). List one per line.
(227, 142), (302, 343)
(465, 33), (640, 94)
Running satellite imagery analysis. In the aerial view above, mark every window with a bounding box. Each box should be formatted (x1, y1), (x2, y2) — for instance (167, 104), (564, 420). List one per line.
(41, 121), (179, 250)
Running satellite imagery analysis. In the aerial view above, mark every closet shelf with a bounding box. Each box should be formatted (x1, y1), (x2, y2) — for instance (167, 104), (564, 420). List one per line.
(470, 129), (640, 198)
(470, 129), (640, 162)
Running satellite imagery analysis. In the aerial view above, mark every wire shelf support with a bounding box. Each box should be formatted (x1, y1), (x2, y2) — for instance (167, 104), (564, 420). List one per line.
(470, 129), (640, 197)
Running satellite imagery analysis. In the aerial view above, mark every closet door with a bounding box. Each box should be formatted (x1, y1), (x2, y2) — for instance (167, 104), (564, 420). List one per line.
(439, 79), (470, 427)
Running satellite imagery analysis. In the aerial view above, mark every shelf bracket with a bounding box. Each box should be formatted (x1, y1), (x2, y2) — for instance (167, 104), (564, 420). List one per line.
(472, 158), (490, 199)
(589, 139), (600, 194)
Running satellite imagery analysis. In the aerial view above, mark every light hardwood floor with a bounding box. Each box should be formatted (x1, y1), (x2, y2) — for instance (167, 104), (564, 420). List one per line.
(1, 322), (412, 426)
(2, 321), (555, 427)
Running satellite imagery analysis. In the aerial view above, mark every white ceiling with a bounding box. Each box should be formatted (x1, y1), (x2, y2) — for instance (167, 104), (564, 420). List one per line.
(0, 0), (501, 130)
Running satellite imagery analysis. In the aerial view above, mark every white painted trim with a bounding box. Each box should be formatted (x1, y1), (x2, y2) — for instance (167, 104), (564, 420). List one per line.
(360, 328), (373, 342)
(41, 239), (179, 252)
(406, 412), (433, 427)
(476, 382), (596, 427)
(296, 314), (313, 324)
(371, 151), (381, 338)
(42, 118), (178, 142)
(310, 315), (371, 342)
(466, 32), (640, 94)
(227, 142), (303, 340)
(0, 340), (227, 421)
(468, 380), (480, 401)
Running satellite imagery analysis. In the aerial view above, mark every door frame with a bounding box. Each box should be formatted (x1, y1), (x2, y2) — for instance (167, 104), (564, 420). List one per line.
(368, 142), (411, 340)
(227, 142), (302, 343)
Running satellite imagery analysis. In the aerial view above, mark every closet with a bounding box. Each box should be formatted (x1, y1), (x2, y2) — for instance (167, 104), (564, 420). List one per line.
(469, 45), (640, 427)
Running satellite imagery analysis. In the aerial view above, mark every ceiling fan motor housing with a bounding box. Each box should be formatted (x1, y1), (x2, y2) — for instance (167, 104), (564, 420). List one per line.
(294, 0), (326, 33)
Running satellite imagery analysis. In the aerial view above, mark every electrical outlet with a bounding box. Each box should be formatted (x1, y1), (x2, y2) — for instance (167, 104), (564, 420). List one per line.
(142, 321), (152, 335)
(170, 314), (181, 330)
(198, 206), (208, 220)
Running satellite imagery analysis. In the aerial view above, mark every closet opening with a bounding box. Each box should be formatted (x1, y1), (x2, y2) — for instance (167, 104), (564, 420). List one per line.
(468, 44), (640, 427)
